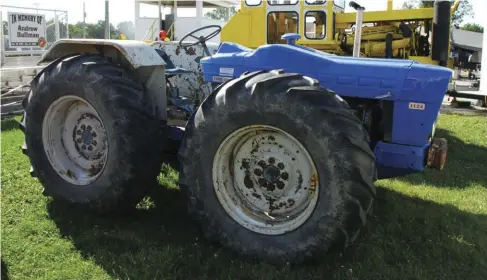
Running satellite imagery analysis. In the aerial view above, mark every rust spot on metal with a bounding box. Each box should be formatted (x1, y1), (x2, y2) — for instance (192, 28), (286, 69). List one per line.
(294, 172), (303, 194)
(250, 139), (260, 154)
(89, 163), (103, 176)
(241, 158), (250, 170)
(251, 193), (262, 199)
(175, 46), (181, 55)
(66, 169), (76, 179)
(243, 171), (254, 189)
(427, 138), (448, 170)
(309, 174), (317, 193)
(267, 196), (278, 211)
(287, 199), (295, 208)
(268, 135), (276, 141)
(185, 47), (196, 55)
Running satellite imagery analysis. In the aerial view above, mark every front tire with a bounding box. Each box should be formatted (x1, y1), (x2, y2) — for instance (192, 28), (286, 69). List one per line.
(179, 70), (377, 264)
(22, 54), (163, 213)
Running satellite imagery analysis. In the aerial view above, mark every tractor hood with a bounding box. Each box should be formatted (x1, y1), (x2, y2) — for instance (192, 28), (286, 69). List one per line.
(201, 42), (452, 103)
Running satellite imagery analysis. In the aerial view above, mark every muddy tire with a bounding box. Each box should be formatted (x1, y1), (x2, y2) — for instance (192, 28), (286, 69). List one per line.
(179, 70), (377, 264)
(21, 54), (162, 213)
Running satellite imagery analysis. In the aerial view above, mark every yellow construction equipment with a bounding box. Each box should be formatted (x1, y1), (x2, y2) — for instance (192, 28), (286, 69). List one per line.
(221, 0), (461, 68)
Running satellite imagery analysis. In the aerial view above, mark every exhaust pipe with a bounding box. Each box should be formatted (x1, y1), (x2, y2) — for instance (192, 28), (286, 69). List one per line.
(349, 1), (366, 57)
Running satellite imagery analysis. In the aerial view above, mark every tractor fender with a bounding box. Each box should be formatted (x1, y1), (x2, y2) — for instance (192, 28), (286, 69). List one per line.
(36, 39), (167, 122)
(38, 39), (166, 69)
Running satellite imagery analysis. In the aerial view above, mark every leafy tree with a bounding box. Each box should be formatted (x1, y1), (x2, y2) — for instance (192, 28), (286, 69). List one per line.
(401, 0), (473, 26)
(204, 6), (237, 21)
(460, 23), (483, 33)
(69, 22), (85, 38)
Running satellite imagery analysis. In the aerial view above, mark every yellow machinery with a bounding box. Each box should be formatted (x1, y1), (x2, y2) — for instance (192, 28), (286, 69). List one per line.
(221, 0), (460, 67)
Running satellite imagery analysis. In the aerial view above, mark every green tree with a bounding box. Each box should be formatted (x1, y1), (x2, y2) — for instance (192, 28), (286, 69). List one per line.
(85, 20), (120, 39)
(204, 6), (237, 21)
(401, 0), (473, 26)
(69, 22), (85, 38)
(460, 23), (483, 33)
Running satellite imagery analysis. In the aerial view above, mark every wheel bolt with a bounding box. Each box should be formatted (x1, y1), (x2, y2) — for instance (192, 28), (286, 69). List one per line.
(88, 146), (93, 151)
(277, 163), (285, 170)
(87, 125), (92, 131)
(92, 140), (97, 146)
(254, 169), (262, 176)
(267, 183), (276, 191)
(76, 130), (81, 135)
(77, 139), (82, 143)
(281, 172), (289, 181)
(81, 124), (86, 130)
(91, 132), (97, 137)
(257, 160), (266, 167)
(277, 181), (285, 189)
(82, 145), (87, 150)
(258, 178), (266, 187)
(268, 157), (275, 164)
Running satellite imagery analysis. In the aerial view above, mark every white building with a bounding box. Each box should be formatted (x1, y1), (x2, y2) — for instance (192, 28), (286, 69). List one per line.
(134, 0), (238, 43)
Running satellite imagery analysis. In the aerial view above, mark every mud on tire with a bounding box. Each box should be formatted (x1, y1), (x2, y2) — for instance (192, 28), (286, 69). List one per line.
(21, 54), (163, 213)
(179, 70), (377, 264)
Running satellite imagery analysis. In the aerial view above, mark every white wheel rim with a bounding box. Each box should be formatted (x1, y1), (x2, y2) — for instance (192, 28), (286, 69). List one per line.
(212, 125), (319, 235)
(42, 95), (108, 185)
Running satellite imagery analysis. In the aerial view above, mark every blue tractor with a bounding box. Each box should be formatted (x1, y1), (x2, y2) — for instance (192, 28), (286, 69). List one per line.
(20, 23), (451, 264)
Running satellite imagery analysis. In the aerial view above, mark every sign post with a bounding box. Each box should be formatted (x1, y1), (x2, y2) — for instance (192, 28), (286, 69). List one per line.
(7, 12), (47, 48)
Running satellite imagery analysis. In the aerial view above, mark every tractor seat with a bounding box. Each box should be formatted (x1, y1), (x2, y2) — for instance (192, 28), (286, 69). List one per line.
(154, 48), (192, 77)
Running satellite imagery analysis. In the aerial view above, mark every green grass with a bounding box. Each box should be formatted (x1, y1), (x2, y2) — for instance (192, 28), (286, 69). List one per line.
(2, 114), (487, 280)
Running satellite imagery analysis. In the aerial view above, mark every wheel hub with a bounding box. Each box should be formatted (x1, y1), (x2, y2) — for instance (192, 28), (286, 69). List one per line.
(42, 96), (108, 185)
(212, 125), (319, 235)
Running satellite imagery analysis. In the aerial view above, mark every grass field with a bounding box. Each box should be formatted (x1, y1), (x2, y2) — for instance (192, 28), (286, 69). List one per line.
(1, 114), (486, 280)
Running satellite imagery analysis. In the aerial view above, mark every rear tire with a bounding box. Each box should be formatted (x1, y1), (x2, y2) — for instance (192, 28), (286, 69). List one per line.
(22, 54), (163, 213)
(179, 70), (377, 264)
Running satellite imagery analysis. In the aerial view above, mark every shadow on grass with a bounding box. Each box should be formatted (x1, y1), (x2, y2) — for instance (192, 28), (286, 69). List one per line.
(399, 127), (487, 189)
(46, 183), (487, 280)
(0, 118), (21, 132)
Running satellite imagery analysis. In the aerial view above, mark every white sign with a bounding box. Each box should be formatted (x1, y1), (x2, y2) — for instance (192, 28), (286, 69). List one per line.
(408, 102), (426, 110)
(219, 67), (234, 76)
(8, 12), (47, 48)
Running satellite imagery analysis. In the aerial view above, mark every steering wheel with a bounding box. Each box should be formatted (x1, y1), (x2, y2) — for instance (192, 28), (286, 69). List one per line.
(179, 25), (222, 56)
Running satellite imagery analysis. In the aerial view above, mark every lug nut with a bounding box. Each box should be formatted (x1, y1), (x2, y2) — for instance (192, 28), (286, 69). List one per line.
(258, 178), (266, 187)
(87, 125), (92, 131)
(88, 146), (93, 151)
(254, 169), (262, 176)
(281, 172), (289, 181)
(92, 140), (97, 146)
(277, 163), (285, 170)
(76, 130), (81, 135)
(267, 183), (276, 191)
(277, 181), (285, 189)
(77, 139), (82, 143)
(82, 145), (87, 150)
(81, 124), (86, 130)
(257, 160), (266, 167)
(268, 157), (275, 164)
(91, 132), (97, 137)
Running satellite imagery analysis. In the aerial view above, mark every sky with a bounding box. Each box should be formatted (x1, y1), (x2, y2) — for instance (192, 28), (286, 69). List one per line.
(1, 0), (485, 26)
